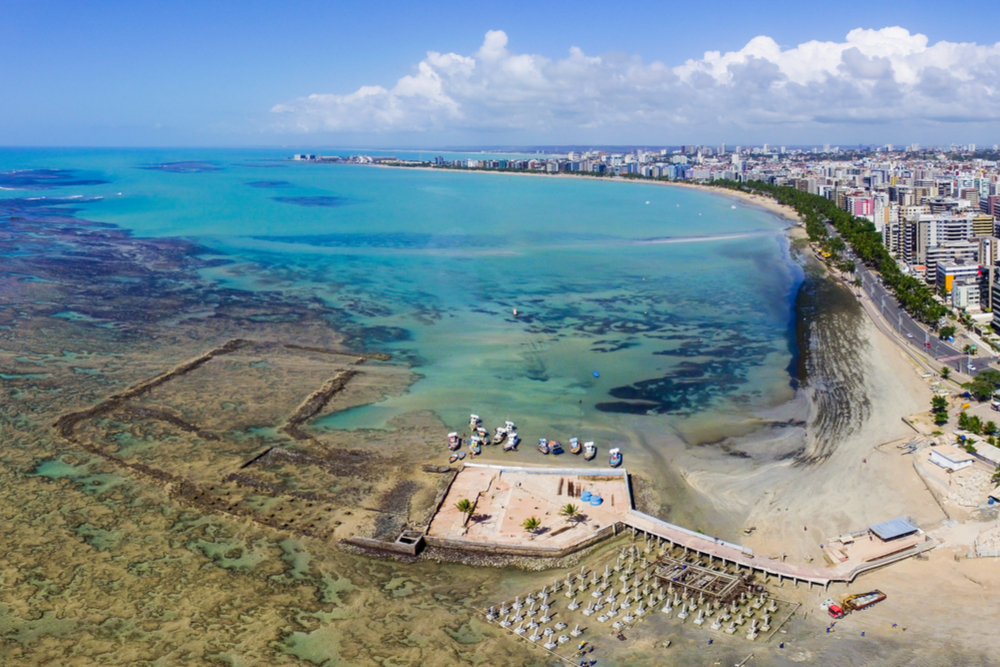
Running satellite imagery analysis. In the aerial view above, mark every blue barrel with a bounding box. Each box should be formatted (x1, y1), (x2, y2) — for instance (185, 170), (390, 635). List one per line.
(581, 491), (592, 502)
(589, 495), (603, 506)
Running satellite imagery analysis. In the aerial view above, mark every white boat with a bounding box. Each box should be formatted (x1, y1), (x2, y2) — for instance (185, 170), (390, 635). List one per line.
(469, 436), (482, 456)
(447, 431), (461, 451)
(469, 413), (482, 429)
(503, 431), (519, 451)
(504, 420), (516, 432)
(583, 441), (597, 460)
(492, 426), (507, 445)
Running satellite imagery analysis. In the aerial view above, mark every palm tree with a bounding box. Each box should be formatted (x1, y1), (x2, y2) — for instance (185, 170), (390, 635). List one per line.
(455, 498), (474, 516)
(522, 517), (541, 537)
(941, 366), (951, 380)
(559, 503), (582, 524)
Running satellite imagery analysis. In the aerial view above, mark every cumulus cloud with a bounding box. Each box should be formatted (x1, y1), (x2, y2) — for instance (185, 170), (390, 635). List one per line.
(271, 28), (1000, 138)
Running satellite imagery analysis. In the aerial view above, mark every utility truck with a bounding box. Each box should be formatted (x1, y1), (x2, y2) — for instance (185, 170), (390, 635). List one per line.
(827, 590), (886, 619)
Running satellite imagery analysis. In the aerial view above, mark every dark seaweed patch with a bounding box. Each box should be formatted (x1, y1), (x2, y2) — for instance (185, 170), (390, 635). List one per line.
(272, 196), (348, 208)
(598, 355), (756, 415)
(247, 181), (292, 188)
(0, 169), (108, 190)
(138, 162), (222, 173)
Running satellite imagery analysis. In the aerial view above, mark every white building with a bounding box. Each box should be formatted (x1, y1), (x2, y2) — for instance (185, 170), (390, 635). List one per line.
(929, 445), (975, 471)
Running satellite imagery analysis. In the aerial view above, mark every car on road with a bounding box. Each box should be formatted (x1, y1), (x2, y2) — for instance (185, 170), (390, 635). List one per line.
(906, 333), (913, 338)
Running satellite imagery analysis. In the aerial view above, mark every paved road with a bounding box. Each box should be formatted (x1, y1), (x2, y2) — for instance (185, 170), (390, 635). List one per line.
(851, 255), (997, 376)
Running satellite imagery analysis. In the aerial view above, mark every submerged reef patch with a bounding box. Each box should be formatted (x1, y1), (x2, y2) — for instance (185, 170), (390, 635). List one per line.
(247, 180), (292, 188)
(138, 161), (222, 173)
(0, 168), (108, 190)
(251, 232), (504, 249)
(271, 196), (349, 208)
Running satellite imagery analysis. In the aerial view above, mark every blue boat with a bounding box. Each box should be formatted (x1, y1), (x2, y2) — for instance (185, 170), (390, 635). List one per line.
(609, 447), (622, 468)
(549, 440), (563, 455)
(537, 438), (551, 455)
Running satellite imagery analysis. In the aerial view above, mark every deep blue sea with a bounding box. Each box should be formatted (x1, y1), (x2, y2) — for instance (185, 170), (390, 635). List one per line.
(0, 147), (802, 450)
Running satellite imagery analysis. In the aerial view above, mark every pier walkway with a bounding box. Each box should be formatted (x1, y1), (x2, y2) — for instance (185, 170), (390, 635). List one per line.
(425, 463), (935, 587)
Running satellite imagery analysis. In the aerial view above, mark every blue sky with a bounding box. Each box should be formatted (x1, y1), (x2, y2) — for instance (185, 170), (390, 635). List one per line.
(4, 0), (999, 147)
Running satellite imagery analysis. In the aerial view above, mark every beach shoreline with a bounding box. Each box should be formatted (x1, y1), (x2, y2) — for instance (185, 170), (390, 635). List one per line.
(368, 162), (804, 226)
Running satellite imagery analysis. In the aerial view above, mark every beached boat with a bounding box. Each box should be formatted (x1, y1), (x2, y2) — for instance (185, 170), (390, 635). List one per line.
(469, 436), (482, 456)
(449, 453), (459, 464)
(476, 426), (488, 440)
(549, 440), (563, 455)
(503, 431), (519, 451)
(469, 413), (482, 430)
(583, 441), (597, 460)
(447, 431), (461, 451)
(537, 438), (551, 455)
(504, 420), (516, 432)
(492, 426), (507, 445)
(569, 437), (581, 455)
(609, 447), (622, 468)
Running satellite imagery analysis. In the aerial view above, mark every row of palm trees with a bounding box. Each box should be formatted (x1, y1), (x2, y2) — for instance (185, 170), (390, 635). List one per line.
(453, 498), (583, 537)
(711, 179), (948, 326)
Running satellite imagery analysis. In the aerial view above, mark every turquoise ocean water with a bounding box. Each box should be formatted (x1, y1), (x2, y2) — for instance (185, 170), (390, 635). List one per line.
(0, 148), (802, 452)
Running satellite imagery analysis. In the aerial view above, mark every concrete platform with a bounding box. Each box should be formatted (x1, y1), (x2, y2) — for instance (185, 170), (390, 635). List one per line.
(425, 463), (935, 585)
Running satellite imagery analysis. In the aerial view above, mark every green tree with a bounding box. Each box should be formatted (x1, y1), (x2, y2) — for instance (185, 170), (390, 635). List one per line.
(963, 344), (977, 356)
(976, 369), (1000, 387)
(993, 465), (1000, 486)
(455, 498), (474, 517)
(559, 503), (582, 524)
(965, 379), (995, 402)
(939, 326), (957, 340)
(522, 517), (541, 536)
(986, 421), (998, 436)
(941, 366), (951, 380)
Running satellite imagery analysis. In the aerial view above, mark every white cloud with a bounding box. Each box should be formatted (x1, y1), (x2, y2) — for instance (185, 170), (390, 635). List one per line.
(271, 28), (1000, 139)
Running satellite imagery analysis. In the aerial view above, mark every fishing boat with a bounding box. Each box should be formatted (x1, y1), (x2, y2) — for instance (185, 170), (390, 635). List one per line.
(447, 432), (461, 451)
(537, 438), (551, 455)
(449, 453), (459, 464)
(469, 414), (482, 430)
(609, 447), (622, 468)
(503, 431), (519, 451)
(583, 441), (597, 461)
(569, 437), (581, 455)
(469, 435), (482, 456)
(504, 420), (516, 432)
(492, 426), (507, 445)
(549, 440), (563, 455)
(476, 425), (488, 440)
